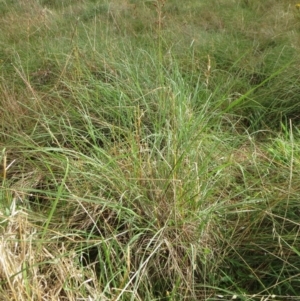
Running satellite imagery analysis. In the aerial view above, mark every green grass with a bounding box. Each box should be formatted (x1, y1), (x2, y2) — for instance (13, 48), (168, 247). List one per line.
(1, 0), (300, 300)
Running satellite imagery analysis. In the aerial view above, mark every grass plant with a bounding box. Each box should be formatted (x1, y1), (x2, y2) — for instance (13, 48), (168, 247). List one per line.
(1, 0), (300, 300)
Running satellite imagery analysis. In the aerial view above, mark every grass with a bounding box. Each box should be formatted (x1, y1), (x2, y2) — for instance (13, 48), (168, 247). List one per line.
(1, 0), (300, 300)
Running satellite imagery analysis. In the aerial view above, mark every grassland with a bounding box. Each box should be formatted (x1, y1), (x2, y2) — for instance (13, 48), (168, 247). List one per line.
(1, 0), (300, 300)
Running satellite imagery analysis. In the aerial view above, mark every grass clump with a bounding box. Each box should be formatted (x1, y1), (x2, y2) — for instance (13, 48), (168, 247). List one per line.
(1, 0), (300, 300)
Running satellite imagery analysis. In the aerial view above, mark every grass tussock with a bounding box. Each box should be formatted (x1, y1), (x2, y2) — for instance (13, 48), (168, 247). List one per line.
(1, 0), (300, 300)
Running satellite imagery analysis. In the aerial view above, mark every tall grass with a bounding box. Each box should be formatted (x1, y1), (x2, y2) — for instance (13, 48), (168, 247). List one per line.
(1, 0), (300, 300)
